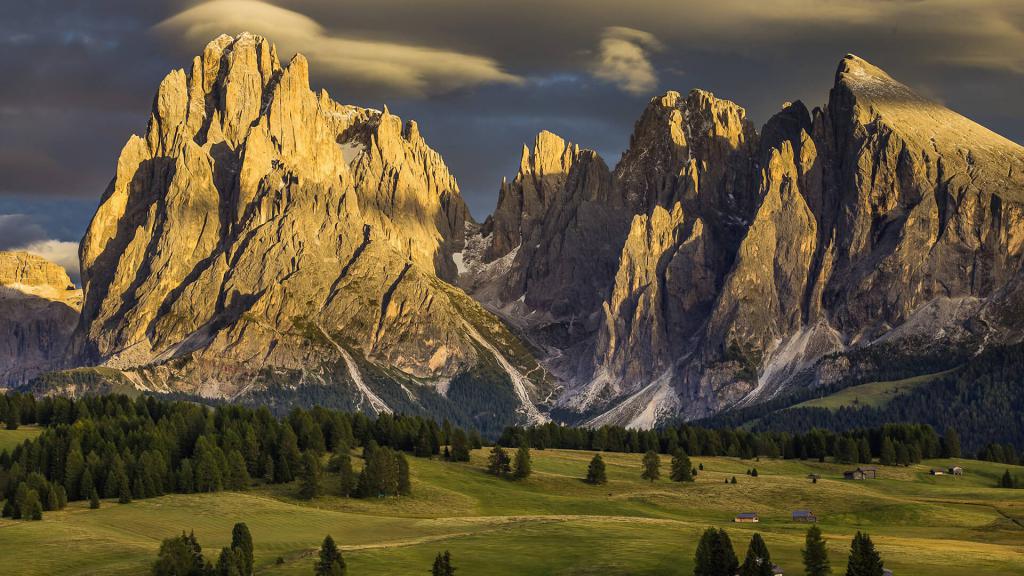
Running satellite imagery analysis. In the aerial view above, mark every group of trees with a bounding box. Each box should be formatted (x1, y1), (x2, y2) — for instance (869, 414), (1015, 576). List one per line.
(152, 523), (254, 576)
(694, 525), (885, 576)
(486, 443), (531, 479)
(0, 394), (488, 519)
(500, 421), (963, 467)
(151, 524), (456, 576)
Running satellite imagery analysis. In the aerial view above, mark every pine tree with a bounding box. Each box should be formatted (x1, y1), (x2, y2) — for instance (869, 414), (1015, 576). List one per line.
(231, 522), (254, 576)
(513, 444), (532, 480)
(802, 525), (831, 576)
(152, 531), (206, 576)
(641, 450), (660, 483)
(299, 451), (323, 499)
(1000, 469), (1016, 488)
(314, 535), (346, 576)
(431, 551), (455, 576)
(216, 547), (245, 576)
(944, 428), (961, 459)
(450, 429), (471, 462)
(693, 527), (738, 576)
(396, 452), (412, 496)
(118, 472), (132, 504)
(845, 532), (883, 576)
(671, 449), (694, 482)
(335, 451), (357, 497)
(739, 533), (773, 576)
(487, 445), (511, 476)
(879, 437), (896, 466)
(5, 402), (19, 430)
(586, 454), (607, 485)
(730, 476), (738, 484)
(89, 487), (101, 509)
(226, 451), (250, 490)
(895, 442), (910, 467)
(415, 424), (434, 458)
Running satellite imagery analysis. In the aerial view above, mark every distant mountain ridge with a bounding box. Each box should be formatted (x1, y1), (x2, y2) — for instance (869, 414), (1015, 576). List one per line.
(11, 37), (1024, 430)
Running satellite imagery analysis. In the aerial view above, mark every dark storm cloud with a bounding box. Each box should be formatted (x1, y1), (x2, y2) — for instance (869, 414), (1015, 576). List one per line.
(3, 0), (1024, 264)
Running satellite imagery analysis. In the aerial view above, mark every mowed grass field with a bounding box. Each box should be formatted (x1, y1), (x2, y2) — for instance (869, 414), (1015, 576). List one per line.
(0, 425), (41, 454)
(794, 370), (955, 411)
(1, 436), (1023, 575)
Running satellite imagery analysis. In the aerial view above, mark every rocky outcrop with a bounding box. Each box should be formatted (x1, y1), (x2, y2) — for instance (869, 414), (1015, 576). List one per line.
(474, 55), (1024, 425)
(0, 252), (81, 387)
(69, 33), (551, 422)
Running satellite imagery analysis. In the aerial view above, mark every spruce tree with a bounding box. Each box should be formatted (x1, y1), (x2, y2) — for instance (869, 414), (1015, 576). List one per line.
(415, 424), (434, 458)
(299, 451), (324, 499)
(641, 450), (661, 483)
(314, 535), (345, 576)
(879, 437), (896, 466)
(396, 452), (412, 496)
(152, 531), (206, 576)
(231, 522), (254, 576)
(845, 532), (883, 576)
(693, 527), (738, 576)
(943, 428), (961, 459)
(486, 445), (511, 476)
(586, 454), (607, 485)
(1000, 469), (1016, 488)
(513, 444), (532, 480)
(118, 473), (132, 504)
(89, 487), (101, 509)
(739, 533), (773, 576)
(336, 451), (357, 497)
(216, 547), (245, 576)
(226, 451), (250, 490)
(671, 449), (694, 482)
(431, 551), (455, 576)
(802, 525), (831, 576)
(450, 429), (470, 462)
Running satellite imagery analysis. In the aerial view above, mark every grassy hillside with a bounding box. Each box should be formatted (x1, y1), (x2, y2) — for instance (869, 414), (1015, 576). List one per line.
(1, 448), (1022, 575)
(794, 370), (955, 411)
(0, 425), (41, 454)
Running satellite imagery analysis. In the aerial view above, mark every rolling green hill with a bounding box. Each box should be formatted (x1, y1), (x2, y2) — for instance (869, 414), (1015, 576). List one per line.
(0, 425), (41, 454)
(0, 443), (1022, 575)
(794, 370), (955, 411)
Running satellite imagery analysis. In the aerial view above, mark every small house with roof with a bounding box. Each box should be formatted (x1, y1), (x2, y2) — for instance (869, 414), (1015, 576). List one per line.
(843, 466), (878, 480)
(734, 512), (759, 523)
(792, 509), (817, 523)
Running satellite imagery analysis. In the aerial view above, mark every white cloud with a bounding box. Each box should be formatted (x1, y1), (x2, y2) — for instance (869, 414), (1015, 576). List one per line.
(591, 26), (665, 95)
(0, 214), (79, 283)
(154, 0), (523, 97)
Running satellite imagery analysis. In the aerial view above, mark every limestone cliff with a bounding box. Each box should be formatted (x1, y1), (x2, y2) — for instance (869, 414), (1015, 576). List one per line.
(474, 55), (1024, 426)
(0, 252), (81, 387)
(67, 33), (551, 426)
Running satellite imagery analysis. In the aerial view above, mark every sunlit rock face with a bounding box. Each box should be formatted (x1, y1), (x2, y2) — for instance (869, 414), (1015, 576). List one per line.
(0, 251), (81, 387)
(469, 55), (1024, 427)
(69, 33), (552, 422)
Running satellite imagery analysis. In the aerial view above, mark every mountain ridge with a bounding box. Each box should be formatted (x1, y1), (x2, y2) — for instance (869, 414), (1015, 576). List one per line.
(12, 41), (1024, 430)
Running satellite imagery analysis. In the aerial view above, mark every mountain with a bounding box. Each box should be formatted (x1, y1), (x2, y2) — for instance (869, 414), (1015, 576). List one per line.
(0, 251), (81, 387)
(56, 33), (553, 432)
(19, 37), (1024, 430)
(464, 55), (1024, 427)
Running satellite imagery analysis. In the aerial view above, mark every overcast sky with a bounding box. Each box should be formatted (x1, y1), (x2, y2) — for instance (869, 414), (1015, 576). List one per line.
(3, 0), (1024, 281)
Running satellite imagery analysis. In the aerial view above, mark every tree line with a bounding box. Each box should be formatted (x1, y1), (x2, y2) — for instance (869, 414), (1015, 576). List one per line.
(499, 421), (961, 466)
(0, 394), (483, 520)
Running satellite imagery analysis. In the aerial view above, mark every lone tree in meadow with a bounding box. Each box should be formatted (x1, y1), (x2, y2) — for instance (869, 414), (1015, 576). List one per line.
(513, 443), (532, 480)
(693, 527), (739, 576)
(641, 450), (661, 483)
(802, 525), (831, 576)
(231, 522), (254, 576)
(586, 454), (607, 485)
(739, 533), (773, 576)
(845, 531), (884, 576)
(431, 550), (456, 576)
(487, 445), (511, 476)
(314, 535), (346, 576)
(1000, 469), (1016, 488)
(89, 487), (101, 510)
(671, 449), (694, 482)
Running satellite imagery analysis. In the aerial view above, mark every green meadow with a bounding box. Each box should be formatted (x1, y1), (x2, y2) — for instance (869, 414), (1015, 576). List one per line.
(0, 424), (40, 454)
(794, 371), (954, 411)
(1, 437), (1022, 575)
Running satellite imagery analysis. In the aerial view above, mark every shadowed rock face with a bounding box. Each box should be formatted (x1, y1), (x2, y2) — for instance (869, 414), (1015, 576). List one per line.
(469, 55), (1024, 426)
(0, 252), (81, 386)
(26, 40), (1024, 427)
(68, 33), (550, 419)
